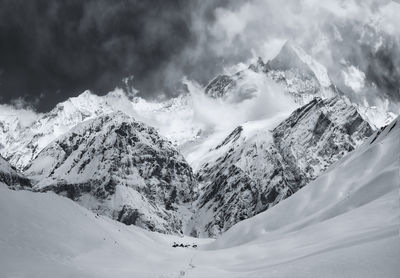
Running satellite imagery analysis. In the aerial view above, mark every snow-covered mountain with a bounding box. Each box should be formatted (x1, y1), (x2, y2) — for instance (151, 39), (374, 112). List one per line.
(25, 112), (195, 234)
(0, 91), (118, 170)
(190, 96), (373, 237)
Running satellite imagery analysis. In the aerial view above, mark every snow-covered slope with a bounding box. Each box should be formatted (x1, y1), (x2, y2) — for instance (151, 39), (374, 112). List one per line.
(191, 96), (373, 237)
(25, 112), (195, 234)
(0, 184), (212, 278)
(0, 117), (398, 278)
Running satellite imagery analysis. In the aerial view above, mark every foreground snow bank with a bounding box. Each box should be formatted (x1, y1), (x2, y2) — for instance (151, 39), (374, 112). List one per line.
(0, 186), (210, 278)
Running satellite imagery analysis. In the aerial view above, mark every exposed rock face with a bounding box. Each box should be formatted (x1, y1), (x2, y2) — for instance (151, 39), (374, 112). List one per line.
(273, 97), (373, 179)
(205, 75), (236, 98)
(25, 112), (195, 234)
(0, 155), (31, 189)
(191, 96), (373, 237)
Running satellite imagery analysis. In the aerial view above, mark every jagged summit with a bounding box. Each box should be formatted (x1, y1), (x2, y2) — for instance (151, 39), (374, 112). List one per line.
(269, 41), (312, 72)
(265, 41), (330, 85)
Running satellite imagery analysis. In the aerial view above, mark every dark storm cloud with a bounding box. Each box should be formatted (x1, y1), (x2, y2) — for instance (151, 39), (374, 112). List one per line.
(0, 0), (229, 111)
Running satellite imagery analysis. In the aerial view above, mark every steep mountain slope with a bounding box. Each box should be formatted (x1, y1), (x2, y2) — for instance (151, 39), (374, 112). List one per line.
(191, 96), (373, 237)
(0, 155), (31, 189)
(212, 116), (399, 248)
(25, 112), (195, 234)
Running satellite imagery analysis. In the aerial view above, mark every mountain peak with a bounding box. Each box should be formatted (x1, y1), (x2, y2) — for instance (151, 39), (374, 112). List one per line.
(25, 112), (195, 234)
(269, 41), (312, 72)
(269, 41), (332, 88)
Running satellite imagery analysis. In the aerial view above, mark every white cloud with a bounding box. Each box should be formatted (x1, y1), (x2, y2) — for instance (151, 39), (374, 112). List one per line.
(0, 103), (39, 128)
(183, 71), (296, 134)
(343, 66), (366, 93)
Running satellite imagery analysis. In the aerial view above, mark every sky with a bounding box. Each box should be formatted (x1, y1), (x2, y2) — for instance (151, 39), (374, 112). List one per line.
(0, 0), (399, 112)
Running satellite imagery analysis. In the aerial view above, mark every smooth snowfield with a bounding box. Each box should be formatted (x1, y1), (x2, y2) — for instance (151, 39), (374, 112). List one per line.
(0, 119), (399, 277)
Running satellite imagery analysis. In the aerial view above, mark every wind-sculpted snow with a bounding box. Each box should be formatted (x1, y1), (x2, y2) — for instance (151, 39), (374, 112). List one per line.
(192, 96), (373, 237)
(25, 112), (195, 234)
